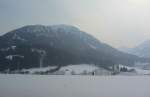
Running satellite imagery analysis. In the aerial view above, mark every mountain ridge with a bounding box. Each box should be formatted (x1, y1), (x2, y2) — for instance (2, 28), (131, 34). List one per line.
(0, 24), (148, 72)
(119, 39), (150, 58)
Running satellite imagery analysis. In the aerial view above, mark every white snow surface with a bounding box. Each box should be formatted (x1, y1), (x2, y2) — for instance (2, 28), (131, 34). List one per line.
(17, 64), (150, 75)
(135, 68), (150, 75)
(59, 64), (99, 74)
(5, 55), (24, 60)
(20, 64), (100, 74)
(22, 66), (57, 73)
(0, 74), (150, 97)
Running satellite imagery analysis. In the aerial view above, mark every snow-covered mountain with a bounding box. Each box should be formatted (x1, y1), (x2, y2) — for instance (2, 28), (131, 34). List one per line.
(0, 24), (148, 72)
(119, 40), (150, 58)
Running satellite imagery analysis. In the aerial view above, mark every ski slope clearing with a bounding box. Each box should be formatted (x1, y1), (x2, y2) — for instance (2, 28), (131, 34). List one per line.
(0, 74), (150, 97)
(59, 64), (99, 74)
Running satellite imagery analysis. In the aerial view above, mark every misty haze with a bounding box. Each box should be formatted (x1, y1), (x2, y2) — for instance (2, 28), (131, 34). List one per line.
(0, 0), (150, 97)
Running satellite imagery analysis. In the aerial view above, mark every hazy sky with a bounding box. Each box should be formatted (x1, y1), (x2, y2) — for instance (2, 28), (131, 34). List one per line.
(0, 0), (150, 48)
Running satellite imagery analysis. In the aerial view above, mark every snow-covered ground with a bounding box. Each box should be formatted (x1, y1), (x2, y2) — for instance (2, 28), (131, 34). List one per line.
(19, 64), (109, 75)
(0, 74), (150, 97)
(59, 64), (99, 74)
(118, 64), (150, 75)
(22, 66), (58, 74)
(8, 64), (150, 75)
(135, 68), (150, 75)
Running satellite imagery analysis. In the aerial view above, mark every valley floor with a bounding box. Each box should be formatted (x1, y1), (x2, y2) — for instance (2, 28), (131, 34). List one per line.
(0, 74), (150, 97)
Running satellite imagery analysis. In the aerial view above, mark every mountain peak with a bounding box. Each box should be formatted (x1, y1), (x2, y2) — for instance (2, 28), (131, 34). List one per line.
(0, 24), (146, 72)
(9, 24), (80, 35)
(50, 24), (80, 33)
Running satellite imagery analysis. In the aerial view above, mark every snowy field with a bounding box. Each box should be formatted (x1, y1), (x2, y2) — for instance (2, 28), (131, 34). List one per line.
(0, 74), (150, 97)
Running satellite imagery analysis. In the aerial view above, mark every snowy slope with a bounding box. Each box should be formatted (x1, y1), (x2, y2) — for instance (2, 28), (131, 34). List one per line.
(20, 64), (100, 75)
(59, 64), (99, 74)
(22, 66), (58, 74)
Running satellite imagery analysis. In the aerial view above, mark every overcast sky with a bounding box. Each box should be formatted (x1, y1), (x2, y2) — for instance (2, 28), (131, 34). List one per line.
(0, 0), (150, 48)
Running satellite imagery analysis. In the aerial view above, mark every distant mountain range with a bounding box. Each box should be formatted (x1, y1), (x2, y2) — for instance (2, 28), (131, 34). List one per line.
(119, 40), (150, 58)
(0, 24), (149, 72)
